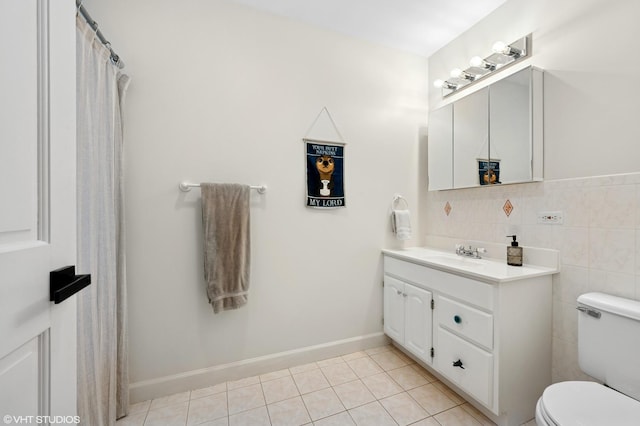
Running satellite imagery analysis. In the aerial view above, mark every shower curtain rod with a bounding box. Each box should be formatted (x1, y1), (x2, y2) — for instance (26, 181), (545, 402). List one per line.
(76, 0), (124, 69)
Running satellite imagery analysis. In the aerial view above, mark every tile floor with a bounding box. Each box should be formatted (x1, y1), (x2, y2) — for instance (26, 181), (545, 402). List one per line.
(117, 345), (538, 426)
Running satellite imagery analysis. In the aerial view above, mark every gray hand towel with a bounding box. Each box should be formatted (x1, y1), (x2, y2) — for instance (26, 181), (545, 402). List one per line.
(201, 183), (251, 313)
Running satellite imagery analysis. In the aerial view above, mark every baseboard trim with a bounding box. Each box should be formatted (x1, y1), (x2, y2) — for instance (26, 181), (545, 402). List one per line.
(129, 332), (389, 403)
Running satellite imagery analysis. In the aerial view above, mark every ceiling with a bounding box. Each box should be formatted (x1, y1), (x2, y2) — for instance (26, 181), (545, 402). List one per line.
(227, 0), (509, 57)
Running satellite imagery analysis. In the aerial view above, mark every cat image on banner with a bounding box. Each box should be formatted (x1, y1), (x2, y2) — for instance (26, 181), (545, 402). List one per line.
(305, 140), (345, 208)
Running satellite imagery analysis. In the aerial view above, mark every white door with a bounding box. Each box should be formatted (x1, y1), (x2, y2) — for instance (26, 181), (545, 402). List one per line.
(0, 0), (77, 419)
(404, 284), (432, 363)
(383, 275), (405, 343)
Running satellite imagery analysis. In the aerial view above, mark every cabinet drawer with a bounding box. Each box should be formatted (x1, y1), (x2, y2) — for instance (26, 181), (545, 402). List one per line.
(383, 256), (493, 310)
(436, 327), (493, 407)
(437, 296), (493, 350)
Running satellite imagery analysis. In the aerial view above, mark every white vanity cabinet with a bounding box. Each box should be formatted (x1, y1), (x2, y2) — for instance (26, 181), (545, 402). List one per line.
(382, 251), (554, 426)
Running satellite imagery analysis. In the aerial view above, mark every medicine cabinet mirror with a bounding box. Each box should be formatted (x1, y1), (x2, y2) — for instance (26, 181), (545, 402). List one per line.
(427, 66), (543, 191)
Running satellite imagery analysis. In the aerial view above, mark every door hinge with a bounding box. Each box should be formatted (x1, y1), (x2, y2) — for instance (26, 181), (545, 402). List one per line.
(431, 299), (435, 310)
(430, 347), (434, 358)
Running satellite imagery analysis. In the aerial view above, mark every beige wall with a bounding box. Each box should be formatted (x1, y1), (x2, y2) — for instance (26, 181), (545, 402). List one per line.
(83, 0), (427, 388)
(426, 0), (640, 383)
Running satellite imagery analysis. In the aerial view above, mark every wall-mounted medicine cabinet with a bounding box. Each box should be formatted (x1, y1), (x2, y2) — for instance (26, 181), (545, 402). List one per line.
(427, 66), (543, 191)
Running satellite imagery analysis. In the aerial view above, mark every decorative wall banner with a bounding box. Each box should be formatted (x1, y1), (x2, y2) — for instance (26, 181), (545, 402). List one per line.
(305, 139), (345, 208)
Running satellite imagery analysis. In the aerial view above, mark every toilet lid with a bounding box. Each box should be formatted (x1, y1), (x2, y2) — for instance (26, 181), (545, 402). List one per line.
(542, 381), (640, 426)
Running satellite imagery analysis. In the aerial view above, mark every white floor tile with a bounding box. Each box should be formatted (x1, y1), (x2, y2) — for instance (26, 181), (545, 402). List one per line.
(341, 351), (367, 362)
(316, 356), (345, 368)
(409, 383), (457, 415)
(360, 372), (403, 400)
(379, 392), (429, 426)
(227, 376), (260, 391)
(136, 349), (489, 426)
(346, 357), (383, 378)
(332, 380), (376, 410)
(197, 418), (229, 426)
(321, 362), (358, 386)
(228, 406), (270, 426)
(364, 345), (393, 356)
(116, 412), (146, 426)
(460, 403), (497, 425)
(387, 365), (429, 390)
(292, 369), (330, 394)
(267, 396), (312, 426)
(434, 406), (483, 426)
(128, 400), (151, 415)
(227, 383), (265, 415)
(187, 392), (228, 425)
(262, 375), (300, 404)
(260, 368), (291, 383)
(348, 401), (396, 426)
(301, 387), (345, 421)
(144, 401), (189, 426)
(289, 362), (318, 375)
(312, 411), (356, 426)
(370, 350), (408, 371)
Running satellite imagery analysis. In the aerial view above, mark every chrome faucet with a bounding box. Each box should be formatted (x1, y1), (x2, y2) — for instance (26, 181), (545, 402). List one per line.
(455, 244), (486, 259)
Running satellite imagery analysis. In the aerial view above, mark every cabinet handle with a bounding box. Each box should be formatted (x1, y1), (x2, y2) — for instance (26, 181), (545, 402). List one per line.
(453, 359), (465, 369)
(454, 315), (462, 324)
(396, 290), (402, 295)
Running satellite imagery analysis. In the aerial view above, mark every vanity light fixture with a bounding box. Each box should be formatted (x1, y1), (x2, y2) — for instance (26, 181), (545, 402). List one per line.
(433, 79), (457, 90)
(450, 68), (475, 81)
(469, 56), (496, 71)
(492, 41), (524, 58)
(433, 34), (531, 97)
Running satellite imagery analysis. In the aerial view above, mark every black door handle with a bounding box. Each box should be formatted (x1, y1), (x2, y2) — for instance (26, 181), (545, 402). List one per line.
(453, 359), (465, 369)
(50, 265), (91, 304)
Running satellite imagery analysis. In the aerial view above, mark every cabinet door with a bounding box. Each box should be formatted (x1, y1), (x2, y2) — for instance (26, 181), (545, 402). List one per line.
(383, 276), (405, 343)
(489, 68), (531, 184)
(404, 284), (433, 364)
(453, 87), (489, 188)
(427, 104), (453, 190)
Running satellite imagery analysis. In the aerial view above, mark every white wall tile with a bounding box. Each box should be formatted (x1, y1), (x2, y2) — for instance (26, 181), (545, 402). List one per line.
(588, 269), (635, 299)
(589, 228), (635, 274)
(552, 265), (588, 304)
(426, 172), (640, 386)
(588, 185), (636, 229)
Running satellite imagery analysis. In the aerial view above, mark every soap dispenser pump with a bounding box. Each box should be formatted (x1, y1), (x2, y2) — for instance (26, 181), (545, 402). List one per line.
(506, 235), (523, 266)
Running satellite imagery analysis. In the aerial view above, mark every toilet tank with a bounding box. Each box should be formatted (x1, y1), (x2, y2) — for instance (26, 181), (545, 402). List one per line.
(578, 292), (640, 401)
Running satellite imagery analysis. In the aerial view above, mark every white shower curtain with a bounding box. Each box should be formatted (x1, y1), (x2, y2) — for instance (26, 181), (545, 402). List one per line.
(76, 15), (130, 425)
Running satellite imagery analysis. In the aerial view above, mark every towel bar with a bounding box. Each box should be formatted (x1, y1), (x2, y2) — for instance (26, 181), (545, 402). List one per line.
(179, 182), (267, 194)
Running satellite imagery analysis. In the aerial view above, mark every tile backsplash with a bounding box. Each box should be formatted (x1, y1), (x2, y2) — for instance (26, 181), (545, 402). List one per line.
(424, 172), (640, 383)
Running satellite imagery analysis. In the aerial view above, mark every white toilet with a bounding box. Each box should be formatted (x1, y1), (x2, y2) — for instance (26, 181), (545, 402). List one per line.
(536, 292), (640, 425)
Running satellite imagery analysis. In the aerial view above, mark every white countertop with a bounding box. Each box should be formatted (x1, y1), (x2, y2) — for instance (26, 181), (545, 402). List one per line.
(382, 246), (559, 283)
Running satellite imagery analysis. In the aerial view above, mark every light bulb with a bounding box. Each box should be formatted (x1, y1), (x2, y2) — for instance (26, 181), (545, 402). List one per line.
(469, 56), (484, 68)
(433, 79), (444, 88)
(492, 41), (507, 54)
(450, 68), (463, 78)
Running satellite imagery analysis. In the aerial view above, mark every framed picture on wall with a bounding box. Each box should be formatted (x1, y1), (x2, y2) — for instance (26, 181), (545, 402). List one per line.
(304, 139), (345, 208)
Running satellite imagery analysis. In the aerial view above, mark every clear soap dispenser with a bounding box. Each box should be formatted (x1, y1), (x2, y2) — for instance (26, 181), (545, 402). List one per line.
(506, 235), (523, 266)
